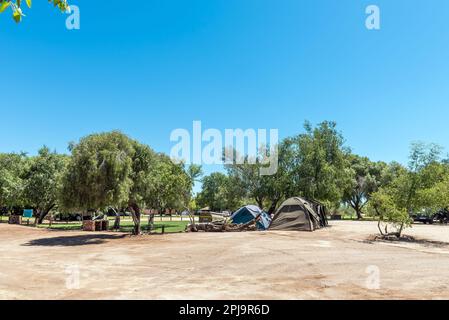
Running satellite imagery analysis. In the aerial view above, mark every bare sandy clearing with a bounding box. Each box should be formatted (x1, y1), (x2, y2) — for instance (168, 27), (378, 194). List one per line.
(1, 221), (449, 300)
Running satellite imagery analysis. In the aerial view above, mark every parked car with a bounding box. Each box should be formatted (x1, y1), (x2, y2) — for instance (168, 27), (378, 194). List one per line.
(106, 208), (130, 217)
(55, 212), (82, 221)
(433, 209), (449, 224)
(412, 214), (434, 224)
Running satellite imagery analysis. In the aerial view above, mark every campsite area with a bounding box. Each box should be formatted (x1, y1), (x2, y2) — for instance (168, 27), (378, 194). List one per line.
(1, 220), (449, 300)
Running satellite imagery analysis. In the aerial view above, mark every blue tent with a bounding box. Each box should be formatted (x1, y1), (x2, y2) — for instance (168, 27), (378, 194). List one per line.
(230, 205), (272, 230)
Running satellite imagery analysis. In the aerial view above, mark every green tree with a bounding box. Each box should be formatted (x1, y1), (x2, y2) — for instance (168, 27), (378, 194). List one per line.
(139, 153), (192, 217)
(126, 141), (158, 234)
(224, 142), (288, 213)
(414, 162), (449, 213)
(22, 146), (68, 224)
(185, 164), (203, 210)
(0, 152), (27, 212)
(61, 131), (194, 235)
(284, 121), (351, 206)
(60, 131), (135, 228)
(342, 155), (386, 219)
(403, 142), (443, 213)
(197, 172), (243, 212)
(0, 0), (69, 23)
(370, 190), (412, 237)
(369, 142), (444, 237)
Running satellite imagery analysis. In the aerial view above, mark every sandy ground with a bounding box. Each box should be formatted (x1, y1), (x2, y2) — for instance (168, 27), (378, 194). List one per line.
(1, 221), (449, 300)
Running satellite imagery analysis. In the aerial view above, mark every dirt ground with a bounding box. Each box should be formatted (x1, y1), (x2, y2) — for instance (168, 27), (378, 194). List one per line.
(1, 221), (449, 300)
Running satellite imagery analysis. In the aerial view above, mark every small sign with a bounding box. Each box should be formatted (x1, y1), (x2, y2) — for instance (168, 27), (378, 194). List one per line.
(23, 209), (33, 218)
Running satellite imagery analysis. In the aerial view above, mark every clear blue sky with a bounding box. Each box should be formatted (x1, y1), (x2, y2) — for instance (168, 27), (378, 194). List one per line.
(2, 0), (449, 183)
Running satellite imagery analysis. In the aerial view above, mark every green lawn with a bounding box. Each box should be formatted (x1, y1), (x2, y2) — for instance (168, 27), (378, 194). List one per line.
(0, 215), (189, 233)
(35, 219), (189, 233)
(108, 220), (189, 233)
(338, 215), (377, 221)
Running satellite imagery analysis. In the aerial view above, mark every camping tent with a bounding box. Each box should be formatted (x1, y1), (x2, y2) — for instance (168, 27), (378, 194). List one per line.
(269, 197), (328, 231)
(306, 199), (329, 228)
(230, 205), (272, 230)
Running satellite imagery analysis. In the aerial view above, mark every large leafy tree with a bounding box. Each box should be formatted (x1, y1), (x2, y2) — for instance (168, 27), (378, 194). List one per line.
(125, 141), (158, 234)
(224, 122), (352, 212)
(224, 142), (288, 213)
(196, 172), (243, 212)
(0, 0), (69, 23)
(284, 121), (351, 206)
(140, 154), (192, 214)
(22, 146), (69, 223)
(60, 131), (135, 225)
(0, 152), (28, 212)
(61, 131), (194, 235)
(369, 142), (444, 237)
(225, 160), (269, 210)
(412, 162), (449, 213)
(342, 155), (386, 219)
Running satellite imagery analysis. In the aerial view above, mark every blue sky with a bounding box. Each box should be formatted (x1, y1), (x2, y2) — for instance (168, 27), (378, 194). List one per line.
(1, 0), (449, 185)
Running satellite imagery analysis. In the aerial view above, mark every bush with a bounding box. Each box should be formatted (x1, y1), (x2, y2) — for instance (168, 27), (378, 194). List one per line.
(369, 191), (412, 238)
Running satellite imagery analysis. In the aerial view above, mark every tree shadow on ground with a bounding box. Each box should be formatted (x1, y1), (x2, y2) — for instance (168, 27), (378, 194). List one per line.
(365, 235), (449, 248)
(22, 234), (128, 247)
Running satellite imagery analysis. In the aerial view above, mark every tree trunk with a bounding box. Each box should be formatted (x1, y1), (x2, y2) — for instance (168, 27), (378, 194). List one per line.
(377, 220), (384, 235)
(255, 197), (264, 210)
(110, 207), (120, 231)
(148, 214), (154, 231)
(350, 199), (363, 220)
(267, 199), (279, 215)
(38, 204), (56, 224)
(397, 222), (404, 238)
(129, 203), (141, 235)
(355, 208), (363, 220)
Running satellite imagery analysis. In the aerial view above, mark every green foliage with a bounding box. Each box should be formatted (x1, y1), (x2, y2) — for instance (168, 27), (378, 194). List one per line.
(368, 142), (447, 237)
(2, 124), (449, 238)
(58, 131), (194, 234)
(22, 146), (68, 222)
(138, 153), (192, 212)
(369, 190), (412, 237)
(60, 131), (135, 211)
(225, 152), (281, 212)
(0, 0), (68, 23)
(342, 155), (387, 219)
(196, 172), (243, 212)
(224, 121), (379, 213)
(0, 152), (28, 209)
(282, 121), (350, 206)
(414, 163), (449, 212)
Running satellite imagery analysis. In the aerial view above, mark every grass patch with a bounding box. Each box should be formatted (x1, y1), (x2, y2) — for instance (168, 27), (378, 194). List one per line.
(113, 220), (189, 233)
(36, 223), (83, 231)
(1, 214), (190, 233)
(34, 220), (189, 233)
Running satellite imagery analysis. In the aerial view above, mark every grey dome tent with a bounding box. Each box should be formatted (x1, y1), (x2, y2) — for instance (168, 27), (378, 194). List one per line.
(269, 197), (328, 231)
